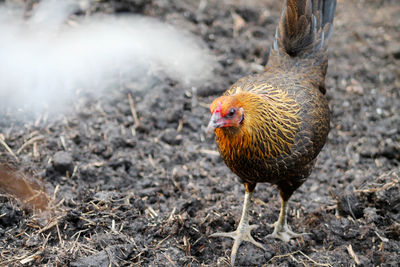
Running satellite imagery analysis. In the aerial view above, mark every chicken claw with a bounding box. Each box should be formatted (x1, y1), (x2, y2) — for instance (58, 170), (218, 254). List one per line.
(210, 192), (265, 266)
(266, 198), (309, 242)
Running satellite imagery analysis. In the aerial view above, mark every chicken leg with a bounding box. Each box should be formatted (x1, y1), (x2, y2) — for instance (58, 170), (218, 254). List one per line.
(209, 191), (265, 265)
(267, 196), (306, 242)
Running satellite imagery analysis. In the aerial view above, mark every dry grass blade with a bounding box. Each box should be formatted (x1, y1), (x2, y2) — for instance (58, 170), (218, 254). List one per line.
(145, 206), (158, 218)
(162, 253), (176, 266)
(298, 251), (332, 267)
(347, 244), (360, 265)
(56, 223), (64, 248)
(0, 134), (19, 162)
(128, 93), (141, 127)
(267, 250), (301, 263)
(354, 176), (398, 193)
(197, 149), (220, 156)
(37, 216), (63, 234)
(267, 250), (332, 267)
(20, 252), (40, 264)
(16, 135), (44, 154)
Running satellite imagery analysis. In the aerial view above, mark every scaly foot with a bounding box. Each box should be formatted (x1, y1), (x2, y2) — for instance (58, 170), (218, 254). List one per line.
(209, 191), (266, 265)
(267, 221), (307, 242)
(266, 198), (309, 242)
(210, 223), (265, 265)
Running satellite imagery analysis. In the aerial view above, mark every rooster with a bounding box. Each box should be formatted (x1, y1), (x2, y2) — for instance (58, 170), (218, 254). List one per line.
(206, 0), (337, 264)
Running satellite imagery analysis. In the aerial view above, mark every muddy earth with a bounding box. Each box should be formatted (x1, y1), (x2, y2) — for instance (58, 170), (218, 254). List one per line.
(1, 0), (399, 266)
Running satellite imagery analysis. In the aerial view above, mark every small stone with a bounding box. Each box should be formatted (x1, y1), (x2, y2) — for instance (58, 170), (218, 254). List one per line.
(53, 151), (73, 174)
(161, 128), (182, 145)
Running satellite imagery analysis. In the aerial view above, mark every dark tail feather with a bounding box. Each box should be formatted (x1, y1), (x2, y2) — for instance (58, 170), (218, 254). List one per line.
(273, 0), (337, 57)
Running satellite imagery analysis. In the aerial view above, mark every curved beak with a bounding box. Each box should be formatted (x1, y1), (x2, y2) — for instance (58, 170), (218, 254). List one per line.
(206, 112), (223, 134)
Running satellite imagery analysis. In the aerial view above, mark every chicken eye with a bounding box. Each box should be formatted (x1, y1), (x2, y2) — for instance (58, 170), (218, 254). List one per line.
(226, 108), (236, 118)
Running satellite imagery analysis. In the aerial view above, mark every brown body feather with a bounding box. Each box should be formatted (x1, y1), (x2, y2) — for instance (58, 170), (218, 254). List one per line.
(215, 63), (330, 199)
(211, 0), (336, 200)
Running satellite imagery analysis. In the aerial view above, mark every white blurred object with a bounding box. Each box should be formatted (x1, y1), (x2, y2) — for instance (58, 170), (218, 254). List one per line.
(0, 0), (215, 115)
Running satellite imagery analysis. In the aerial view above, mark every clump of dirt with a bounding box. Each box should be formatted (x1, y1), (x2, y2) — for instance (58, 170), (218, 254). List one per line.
(1, 0), (399, 266)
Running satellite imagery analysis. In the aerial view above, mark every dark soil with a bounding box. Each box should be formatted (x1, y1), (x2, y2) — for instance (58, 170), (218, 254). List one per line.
(1, 0), (399, 266)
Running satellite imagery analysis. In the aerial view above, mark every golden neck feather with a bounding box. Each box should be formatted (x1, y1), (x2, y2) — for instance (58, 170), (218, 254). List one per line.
(215, 91), (301, 159)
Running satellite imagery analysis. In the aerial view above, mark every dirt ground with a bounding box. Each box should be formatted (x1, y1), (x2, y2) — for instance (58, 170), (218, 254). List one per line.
(1, 0), (399, 266)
